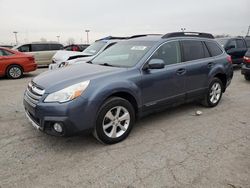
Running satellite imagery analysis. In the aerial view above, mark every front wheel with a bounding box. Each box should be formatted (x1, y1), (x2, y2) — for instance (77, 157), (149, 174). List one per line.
(93, 97), (135, 144)
(202, 78), (223, 107)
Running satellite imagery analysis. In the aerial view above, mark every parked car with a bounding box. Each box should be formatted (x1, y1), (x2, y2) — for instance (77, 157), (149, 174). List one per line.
(23, 32), (233, 144)
(0, 47), (37, 79)
(62, 44), (89, 52)
(216, 37), (249, 65)
(241, 49), (250, 80)
(13, 42), (63, 66)
(49, 36), (127, 70)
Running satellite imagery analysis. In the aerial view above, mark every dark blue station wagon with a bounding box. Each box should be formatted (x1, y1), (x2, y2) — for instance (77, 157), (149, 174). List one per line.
(24, 32), (233, 144)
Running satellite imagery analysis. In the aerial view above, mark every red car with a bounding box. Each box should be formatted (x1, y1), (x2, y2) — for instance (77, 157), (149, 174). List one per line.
(0, 47), (37, 79)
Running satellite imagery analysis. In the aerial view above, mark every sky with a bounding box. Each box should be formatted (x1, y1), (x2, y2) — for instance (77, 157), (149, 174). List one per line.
(0, 0), (249, 45)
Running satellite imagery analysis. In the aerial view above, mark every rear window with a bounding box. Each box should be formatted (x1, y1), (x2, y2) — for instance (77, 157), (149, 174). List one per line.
(205, 41), (223, 56)
(181, 40), (210, 62)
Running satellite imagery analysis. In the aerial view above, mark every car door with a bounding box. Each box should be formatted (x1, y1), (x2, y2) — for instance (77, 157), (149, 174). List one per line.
(141, 41), (186, 110)
(180, 40), (211, 99)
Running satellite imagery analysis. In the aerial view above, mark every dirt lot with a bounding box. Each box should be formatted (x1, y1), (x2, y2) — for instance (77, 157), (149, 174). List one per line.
(0, 68), (249, 188)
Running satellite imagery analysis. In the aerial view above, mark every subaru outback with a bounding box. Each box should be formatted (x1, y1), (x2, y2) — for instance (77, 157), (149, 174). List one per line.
(23, 32), (233, 144)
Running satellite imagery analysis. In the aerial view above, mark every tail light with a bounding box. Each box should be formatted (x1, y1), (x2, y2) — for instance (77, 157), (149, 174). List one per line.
(226, 56), (232, 64)
(243, 56), (250, 63)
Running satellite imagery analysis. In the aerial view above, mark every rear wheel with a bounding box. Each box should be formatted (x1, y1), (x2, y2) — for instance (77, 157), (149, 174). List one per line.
(244, 74), (250, 81)
(93, 97), (135, 144)
(202, 78), (223, 107)
(7, 65), (23, 79)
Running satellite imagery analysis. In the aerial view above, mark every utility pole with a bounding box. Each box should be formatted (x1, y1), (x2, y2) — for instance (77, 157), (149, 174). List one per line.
(56, 35), (60, 43)
(85, 30), (90, 44)
(246, 25), (250, 36)
(13, 31), (18, 45)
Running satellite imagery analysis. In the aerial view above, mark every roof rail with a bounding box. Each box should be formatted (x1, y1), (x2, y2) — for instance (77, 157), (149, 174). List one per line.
(96, 36), (127, 41)
(128, 34), (162, 39)
(162, 32), (214, 39)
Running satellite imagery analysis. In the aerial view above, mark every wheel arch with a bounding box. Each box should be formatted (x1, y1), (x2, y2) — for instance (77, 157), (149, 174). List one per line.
(5, 63), (24, 75)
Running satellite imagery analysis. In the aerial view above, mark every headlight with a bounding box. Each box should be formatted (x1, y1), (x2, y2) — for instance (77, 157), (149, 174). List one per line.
(44, 80), (90, 103)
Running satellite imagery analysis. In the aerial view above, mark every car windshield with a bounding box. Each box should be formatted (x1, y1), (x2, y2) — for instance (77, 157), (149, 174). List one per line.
(82, 41), (106, 55)
(91, 41), (154, 67)
(216, 38), (229, 47)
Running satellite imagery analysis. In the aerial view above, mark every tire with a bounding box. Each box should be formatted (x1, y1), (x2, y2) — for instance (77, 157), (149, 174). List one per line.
(6, 65), (23, 79)
(202, 78), (223, 107)
(244, 74), (250, 81)
(93, 97), (135, 144)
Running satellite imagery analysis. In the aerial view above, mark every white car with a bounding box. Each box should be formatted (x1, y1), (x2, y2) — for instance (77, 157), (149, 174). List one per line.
(49, 37), (125, 70)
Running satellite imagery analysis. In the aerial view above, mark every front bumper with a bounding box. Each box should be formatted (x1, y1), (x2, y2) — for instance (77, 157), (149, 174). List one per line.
(23, 96), (100, 136)
(241, 64), (250, 75)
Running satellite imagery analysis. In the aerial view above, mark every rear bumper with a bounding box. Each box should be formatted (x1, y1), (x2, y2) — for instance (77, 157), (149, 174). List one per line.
(241, 64), (250, 75)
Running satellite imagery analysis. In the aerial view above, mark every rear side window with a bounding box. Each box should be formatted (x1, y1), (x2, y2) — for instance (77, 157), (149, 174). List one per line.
(31, 44), (50, 51)
(205, 41), (223, 56)
(236, 39), (245, 48)
(50, 44), (63, 50)
(181, 40), (210, 61)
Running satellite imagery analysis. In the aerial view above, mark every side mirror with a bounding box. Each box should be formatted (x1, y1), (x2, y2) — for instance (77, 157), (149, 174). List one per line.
(143, 59), (165, 70)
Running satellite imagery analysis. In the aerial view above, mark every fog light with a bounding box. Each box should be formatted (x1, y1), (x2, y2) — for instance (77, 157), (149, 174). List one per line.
(53, 123), (63, 133)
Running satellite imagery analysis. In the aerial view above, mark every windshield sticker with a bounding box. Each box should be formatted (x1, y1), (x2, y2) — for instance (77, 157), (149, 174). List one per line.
(131, 46), (147, 51)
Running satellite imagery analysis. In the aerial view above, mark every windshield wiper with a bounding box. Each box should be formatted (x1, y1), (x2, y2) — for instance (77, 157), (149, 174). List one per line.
(99, 63), (115, 67)
(86, 61), (93, 64)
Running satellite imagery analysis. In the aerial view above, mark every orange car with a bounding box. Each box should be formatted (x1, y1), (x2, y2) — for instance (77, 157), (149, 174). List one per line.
(0, 47), (37, 79)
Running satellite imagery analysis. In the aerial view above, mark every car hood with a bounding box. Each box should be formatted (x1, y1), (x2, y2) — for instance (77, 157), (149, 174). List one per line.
(33, 63), (124, 93)
(52, 50), (92, 63)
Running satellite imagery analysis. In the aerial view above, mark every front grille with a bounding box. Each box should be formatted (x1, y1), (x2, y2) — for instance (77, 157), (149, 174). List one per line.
(24, 82), (45, 107)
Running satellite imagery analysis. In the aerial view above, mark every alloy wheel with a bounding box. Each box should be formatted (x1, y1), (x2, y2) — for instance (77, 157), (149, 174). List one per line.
(102, 106), (130, 138)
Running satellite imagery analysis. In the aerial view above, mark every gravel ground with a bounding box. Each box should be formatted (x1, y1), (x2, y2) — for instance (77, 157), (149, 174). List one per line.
(0, 68), (250, 188)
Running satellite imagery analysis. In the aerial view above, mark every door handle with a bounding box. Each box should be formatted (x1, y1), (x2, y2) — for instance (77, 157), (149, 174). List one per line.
(207, 62), (214, 68)
(176, 68), (186, 75)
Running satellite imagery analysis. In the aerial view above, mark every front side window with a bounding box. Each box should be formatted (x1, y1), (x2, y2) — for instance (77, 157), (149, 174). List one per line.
(181, 40), (209, 61)
(150, 41), (181, 65)
(92, 41), (154, 67)
(18, 45), (31, 52)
